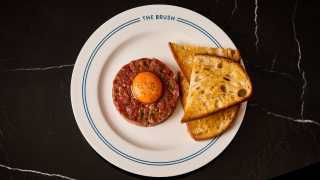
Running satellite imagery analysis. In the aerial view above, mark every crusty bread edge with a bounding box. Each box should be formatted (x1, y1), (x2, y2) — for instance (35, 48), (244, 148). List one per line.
(168, 42), (188, 79)
(186, 105), (241, 141)
(181, 56), (253, 122)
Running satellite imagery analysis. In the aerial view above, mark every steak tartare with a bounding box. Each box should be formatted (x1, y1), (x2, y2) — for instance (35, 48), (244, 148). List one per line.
(112, 58), (179, 127)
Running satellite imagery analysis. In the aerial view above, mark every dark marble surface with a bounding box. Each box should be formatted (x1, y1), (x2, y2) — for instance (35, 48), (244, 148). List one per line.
(1, 0), (320, 179)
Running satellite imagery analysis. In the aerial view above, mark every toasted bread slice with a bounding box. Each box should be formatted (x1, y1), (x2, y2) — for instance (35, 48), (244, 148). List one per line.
(179, 72), (240, 140)
(181, 55), (252, 122)
(169, 42), (241, 81)
(187, 105), (239, 140)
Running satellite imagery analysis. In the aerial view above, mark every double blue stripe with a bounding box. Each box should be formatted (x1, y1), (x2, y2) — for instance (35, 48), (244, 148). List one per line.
(81, 17), (221, 166)
(177, 17), (222, 48)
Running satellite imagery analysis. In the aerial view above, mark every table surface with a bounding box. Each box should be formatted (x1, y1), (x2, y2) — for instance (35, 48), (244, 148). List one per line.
(1, 0), (320, 179)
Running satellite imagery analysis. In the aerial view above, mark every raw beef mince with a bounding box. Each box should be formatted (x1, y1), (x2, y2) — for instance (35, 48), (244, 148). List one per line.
(112, 58), (179, 127)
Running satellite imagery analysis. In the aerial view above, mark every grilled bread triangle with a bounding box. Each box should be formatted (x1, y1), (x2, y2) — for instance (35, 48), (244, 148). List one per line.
(169, 42), (241, 82)
(179, 72), (239, 140)
(186, 105), (239, 140)
(181, 55), (252, 122)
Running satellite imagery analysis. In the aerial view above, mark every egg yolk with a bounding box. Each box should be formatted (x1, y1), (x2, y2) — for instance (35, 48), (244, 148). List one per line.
(131, 72), (163, 104)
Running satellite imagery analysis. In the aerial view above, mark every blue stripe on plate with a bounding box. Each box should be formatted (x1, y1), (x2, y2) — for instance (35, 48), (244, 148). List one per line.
(81, 17), (223, 166)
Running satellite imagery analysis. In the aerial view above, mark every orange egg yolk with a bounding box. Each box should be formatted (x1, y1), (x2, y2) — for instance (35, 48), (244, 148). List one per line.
(131, 72), (163, 104)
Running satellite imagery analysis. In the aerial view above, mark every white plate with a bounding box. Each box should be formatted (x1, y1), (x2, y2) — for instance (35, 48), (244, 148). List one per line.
(71, 5), (247, 177)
